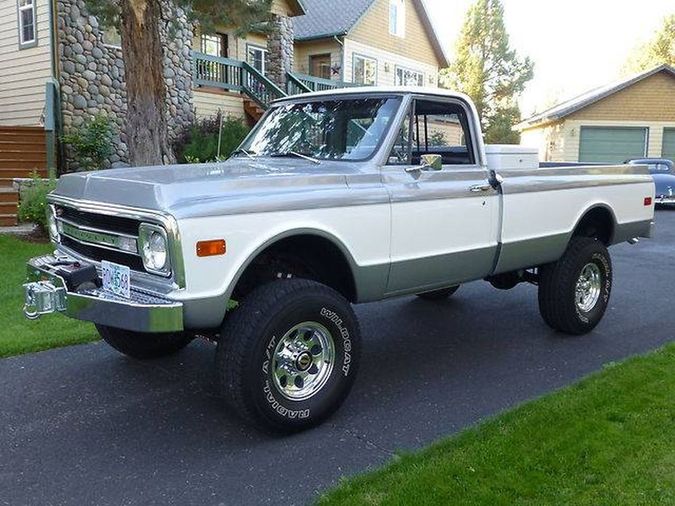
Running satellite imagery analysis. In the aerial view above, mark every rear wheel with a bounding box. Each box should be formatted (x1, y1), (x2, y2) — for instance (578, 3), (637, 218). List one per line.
(96, 325), (193, 359)
(538, 237), (612, 335)
(217, 279), (361, 433)
(416, 285), (460, 301)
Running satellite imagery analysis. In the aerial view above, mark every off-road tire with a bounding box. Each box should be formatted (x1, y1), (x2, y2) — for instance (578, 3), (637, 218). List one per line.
(416, 285), (460, 300)
(217, 279), (361, 433)
(96, 325), (194, 359)
(538, 237), (612, 335)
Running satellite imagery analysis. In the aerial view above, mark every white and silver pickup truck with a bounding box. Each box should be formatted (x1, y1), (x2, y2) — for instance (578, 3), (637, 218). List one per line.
(23, 87), (654, 432)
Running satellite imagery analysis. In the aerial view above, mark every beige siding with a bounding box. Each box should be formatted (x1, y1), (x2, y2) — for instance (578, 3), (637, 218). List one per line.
(348, 0), (441, 67)
(271, 0), (300, 16)
(193, 28), (267, 62)
(567, 72), (675, 123)
(520, 121), (567, 162)
(293, 39), (342, 77)
(0, 0), (52, 126)
(194, 89), (245, 119)
(342, 38), (437, 87)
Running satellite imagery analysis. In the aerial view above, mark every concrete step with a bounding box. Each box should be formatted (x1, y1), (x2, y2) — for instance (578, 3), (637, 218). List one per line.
(0, 214), (18, 227)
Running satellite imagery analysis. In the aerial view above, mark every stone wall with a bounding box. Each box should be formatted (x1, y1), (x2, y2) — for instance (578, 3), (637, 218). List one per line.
(266, 14), (294, 90)
(57, 0), (195, 171)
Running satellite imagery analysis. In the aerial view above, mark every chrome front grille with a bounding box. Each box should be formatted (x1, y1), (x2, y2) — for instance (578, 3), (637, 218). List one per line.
(55, 205), (144, 272)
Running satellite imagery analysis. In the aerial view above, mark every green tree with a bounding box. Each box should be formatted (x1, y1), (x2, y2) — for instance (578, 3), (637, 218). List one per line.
(439, 0), (533, 143)
(86, 0), (271, 166)
(624, 14), (674, 74)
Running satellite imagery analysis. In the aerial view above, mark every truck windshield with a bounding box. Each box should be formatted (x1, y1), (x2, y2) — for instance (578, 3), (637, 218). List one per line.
(238, 97), (402, 162)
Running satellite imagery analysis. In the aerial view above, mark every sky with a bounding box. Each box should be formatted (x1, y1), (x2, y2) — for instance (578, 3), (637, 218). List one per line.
(424, 0), (673, 117)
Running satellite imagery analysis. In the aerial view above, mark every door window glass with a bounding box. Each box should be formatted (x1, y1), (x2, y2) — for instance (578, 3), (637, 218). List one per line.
(389, 100), (474, 166)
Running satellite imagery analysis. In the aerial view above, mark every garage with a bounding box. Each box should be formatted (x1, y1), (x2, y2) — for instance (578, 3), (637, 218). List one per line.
(663, 128), (675, 161)
(578, 126), (647, 163)
(517, 65), (675, 163)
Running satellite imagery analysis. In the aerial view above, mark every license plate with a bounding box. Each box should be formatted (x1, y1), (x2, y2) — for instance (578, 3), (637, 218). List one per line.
(101, 260), (131, 299)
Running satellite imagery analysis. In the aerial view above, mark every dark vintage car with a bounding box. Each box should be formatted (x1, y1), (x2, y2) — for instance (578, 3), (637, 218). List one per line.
(627, 158), (675, 206)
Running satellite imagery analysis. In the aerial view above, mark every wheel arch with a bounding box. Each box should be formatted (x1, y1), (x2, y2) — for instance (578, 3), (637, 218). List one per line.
(226, 228), (361, 303)
(570, 203), (617, 246)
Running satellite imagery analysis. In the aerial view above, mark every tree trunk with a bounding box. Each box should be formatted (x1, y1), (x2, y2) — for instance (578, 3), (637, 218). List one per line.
(120, 0), (174, 166)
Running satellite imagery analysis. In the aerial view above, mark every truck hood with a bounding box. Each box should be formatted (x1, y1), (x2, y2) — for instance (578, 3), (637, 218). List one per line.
(52, 158), (382, 219)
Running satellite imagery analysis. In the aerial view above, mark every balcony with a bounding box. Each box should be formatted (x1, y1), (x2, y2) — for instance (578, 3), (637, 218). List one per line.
(192, 52), (357, 110)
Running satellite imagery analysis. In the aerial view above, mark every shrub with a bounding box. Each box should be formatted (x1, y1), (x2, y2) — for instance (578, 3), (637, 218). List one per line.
(18, 173), (57, 232)
(62, 114), (114, 171)
(173, 113), (250, 163)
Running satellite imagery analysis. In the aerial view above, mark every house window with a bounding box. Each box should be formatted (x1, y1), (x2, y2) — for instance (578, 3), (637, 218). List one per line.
(389, 0), (405, 37)
(18, 0), (37, 48)
(247, 44), (268, 75)
(395, 66), (424, 87)
(353, 54), (377, 85)
(201, 33), (228, 58)
(309, 54), (332, 79)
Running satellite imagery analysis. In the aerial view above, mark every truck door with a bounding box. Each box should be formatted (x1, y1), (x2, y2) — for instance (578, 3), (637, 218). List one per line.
(382, 97), (500, 295)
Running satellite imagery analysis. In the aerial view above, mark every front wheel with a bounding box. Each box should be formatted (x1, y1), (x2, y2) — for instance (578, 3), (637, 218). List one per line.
(538, 237), (612, 335)
(217, 279), (361, 432)
(96, 325), (194, 359)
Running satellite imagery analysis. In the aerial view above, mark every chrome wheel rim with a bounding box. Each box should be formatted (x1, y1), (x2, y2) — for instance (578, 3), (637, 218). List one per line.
(272, 321), (335, 401)
(575, 263), (602, 312)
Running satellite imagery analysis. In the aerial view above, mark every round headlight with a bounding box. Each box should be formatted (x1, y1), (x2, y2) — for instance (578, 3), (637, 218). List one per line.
(142, 231), (167, 270)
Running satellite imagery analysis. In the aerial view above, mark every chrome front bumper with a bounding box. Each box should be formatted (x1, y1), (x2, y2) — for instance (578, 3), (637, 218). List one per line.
(23, 254), (184, 333)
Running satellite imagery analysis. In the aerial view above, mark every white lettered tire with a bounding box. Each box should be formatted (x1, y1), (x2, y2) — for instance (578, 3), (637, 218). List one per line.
(216, 279), (361, 432)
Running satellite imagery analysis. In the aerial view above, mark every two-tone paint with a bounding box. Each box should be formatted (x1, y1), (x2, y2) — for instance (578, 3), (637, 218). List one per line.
(46, 87), (655, 330)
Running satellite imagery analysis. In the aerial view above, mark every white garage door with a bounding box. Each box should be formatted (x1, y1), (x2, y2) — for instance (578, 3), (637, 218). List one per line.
(579, 127), (647, 163)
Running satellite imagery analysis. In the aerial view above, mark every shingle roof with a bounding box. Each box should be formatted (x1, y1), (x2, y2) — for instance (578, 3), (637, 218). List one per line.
(293, 0), (376, 40)
(292, 0), (449, 66)
(516, 64), (675, 130)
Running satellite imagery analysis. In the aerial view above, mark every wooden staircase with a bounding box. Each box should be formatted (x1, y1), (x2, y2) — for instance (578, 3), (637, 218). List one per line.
(0, 126), (48, 226)
(243, 97), (265, 126)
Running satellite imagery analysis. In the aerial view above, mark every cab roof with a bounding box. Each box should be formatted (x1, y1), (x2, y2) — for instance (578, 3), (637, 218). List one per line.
(273, 86), (472, 104)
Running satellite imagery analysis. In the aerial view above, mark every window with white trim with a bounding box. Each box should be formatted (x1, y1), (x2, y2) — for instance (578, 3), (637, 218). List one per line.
(395, 66), (424, 87)
(18, 0), (37, 48)
(247, 44), (268, 75)
(389, 0), (405, 37)
(353, 54), (377, 85)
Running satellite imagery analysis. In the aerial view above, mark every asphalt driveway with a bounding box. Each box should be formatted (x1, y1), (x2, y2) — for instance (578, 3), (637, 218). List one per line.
(2, 210), (674, 506)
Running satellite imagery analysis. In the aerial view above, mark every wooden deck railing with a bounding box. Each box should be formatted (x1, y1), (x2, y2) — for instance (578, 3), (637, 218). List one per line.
(193, 52), (361, 110)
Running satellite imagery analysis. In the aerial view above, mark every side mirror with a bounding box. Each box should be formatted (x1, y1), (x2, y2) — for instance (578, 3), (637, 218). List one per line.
(405, 154), (442, 174)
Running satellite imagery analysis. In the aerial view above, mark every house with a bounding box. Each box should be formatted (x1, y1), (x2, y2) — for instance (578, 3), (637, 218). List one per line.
(517, 65), (675, 163)
(0, 0), (448, 225)
(293, 0), (449, 87)
(192, 0), (449, 120)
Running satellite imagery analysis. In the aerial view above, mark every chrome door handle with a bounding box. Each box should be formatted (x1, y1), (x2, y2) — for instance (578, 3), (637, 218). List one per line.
(469, 184), (492, 192)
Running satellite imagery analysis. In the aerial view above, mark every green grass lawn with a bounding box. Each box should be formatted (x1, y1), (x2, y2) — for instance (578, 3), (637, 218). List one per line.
(0, 235), (98, 358)
(320, 344), (675, 505)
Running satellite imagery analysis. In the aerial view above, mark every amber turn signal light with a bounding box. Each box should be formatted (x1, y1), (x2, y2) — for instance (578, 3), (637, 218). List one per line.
(196, 239), (226, 257)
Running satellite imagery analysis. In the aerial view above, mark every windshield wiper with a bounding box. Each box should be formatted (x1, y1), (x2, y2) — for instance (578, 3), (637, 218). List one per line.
(231, 148), (256, 159)
(271, 151), (321, 165)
